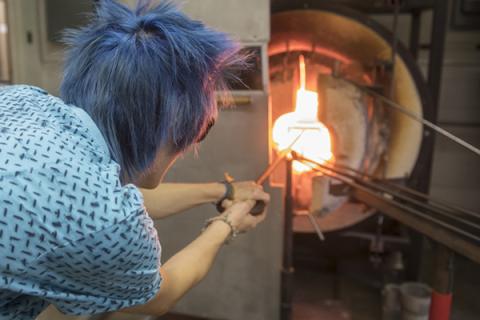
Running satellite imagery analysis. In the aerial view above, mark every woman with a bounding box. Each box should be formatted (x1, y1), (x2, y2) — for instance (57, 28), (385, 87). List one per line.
(0, 0), (269, 318)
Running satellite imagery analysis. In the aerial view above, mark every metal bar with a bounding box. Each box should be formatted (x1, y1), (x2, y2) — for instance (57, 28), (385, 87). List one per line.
(428, 2), (455, 309)
(409, 9), (422, 60)
(383, 183), (480, 221)
(433, 244), (455, 293)
(351, 186), (480, 265)
(281, 159), (294, 320)
(297, 156), (480, 231)
(271, 1), (436, 15)
(389, 0), (400, 98)
(257, 131), (304, 185)
(256, 152), (288, 185)
(250, 132), (304, 215)
(306, 213), (325, 241)
(428, 0), (449, 111)
(351, 179), (480, 233)
(333, 175), (480, 243)
(370, 177), (480, 220)
(295, 155), (480, 242)
(322, 159), (480, 220)
(347, 80), (480, 157)
(294, 158), (480, 263)
(430, 245), (454, 320)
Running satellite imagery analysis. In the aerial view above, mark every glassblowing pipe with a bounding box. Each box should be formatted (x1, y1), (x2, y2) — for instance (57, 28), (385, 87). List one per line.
(342, 77), (480, 157)
(294, 153), (480, 245)
(250, 132), (305, 215)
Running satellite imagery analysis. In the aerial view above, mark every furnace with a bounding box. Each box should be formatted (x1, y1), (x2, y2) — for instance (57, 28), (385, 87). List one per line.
(264, 3), (480, 320)
(268, 7), (429, 232)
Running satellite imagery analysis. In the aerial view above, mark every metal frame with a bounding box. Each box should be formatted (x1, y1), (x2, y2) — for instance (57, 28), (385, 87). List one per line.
(293, 153), (480, 264)
(281, 159), (294, 320)
(294, 149), (478, 319)
(272, 1), (452, 319)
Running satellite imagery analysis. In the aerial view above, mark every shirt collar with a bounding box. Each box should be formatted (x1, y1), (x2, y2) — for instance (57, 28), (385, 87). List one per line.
(70, 106), (111, 157)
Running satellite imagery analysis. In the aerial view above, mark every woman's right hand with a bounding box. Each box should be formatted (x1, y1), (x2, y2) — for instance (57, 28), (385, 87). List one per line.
(221, 200), (268, 234)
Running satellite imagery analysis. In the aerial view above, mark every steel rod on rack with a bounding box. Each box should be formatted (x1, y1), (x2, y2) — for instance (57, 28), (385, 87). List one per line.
(321, 158), (480, 220)
(340, 77), (480, 157)
(297, 155), (480, 235)
(298, 155), (480, 241)
(292, 154), (480, 264)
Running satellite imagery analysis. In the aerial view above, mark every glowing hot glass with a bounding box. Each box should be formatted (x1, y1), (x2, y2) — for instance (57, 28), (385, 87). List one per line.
(272, 56), (333, 173)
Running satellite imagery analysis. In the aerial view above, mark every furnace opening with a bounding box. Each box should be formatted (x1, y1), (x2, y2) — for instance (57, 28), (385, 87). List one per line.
(268, 8), (427, 232)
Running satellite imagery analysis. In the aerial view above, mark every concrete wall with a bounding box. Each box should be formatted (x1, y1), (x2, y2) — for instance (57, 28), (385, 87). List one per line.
(156, 95), (283, 320)
(7, 0), (270, 92)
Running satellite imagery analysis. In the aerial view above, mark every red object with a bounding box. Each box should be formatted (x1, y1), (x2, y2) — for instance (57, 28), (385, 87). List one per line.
(429, 290), (453, 320)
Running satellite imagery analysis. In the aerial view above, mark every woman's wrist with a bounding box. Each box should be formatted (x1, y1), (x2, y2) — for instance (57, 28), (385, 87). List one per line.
(205, 182), (228, 203)
(203, 220), (232, 245)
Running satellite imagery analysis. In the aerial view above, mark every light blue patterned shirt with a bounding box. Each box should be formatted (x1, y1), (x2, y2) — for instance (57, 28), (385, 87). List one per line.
(0, 85), (162, 319)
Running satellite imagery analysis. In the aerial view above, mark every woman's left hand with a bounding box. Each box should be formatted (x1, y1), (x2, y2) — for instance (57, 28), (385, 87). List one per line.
(220, 181), (270, 210)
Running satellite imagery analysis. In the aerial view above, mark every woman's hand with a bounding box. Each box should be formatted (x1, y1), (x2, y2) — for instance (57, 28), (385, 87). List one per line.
(221, 199), (268, 234)
(219, 181), (270, 211)
(232, 181), (270, 202)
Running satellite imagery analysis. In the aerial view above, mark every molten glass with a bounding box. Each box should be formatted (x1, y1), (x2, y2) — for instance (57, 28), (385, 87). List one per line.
(272, 56), (333, 173)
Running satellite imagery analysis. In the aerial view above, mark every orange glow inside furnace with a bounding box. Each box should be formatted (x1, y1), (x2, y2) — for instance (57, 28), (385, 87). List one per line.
(272, 55), (333, 173)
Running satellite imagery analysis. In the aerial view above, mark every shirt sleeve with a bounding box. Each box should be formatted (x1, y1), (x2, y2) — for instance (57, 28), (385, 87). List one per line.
(31, 209), (162, 316)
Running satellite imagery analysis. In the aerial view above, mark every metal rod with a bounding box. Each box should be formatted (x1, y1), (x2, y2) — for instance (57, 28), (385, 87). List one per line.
(257, 131), (305, 185)
(428, 3), (455, 316)
(337, 174), (480, 231)
(281, 159), (294, 320)
(379, 180), (480, 221)
(297, 156), (480, 264)
(306, 213), (325, 241)
(297, 156), (480, 232)
(342, 78), (480, 157)
(428, 0), (449, 111)
(295, 155), (480, 243)
(351, 186), (480, 266)
(433, 244), (455, 294)
(250, 132), (305, 215)
(321, 159), (480, 220)
(409, 9), (422, 59)
(256, 151), (289, 185)
(389, 0), (400, 98)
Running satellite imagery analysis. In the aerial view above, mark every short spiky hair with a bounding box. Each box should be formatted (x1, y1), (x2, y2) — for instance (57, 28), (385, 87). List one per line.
(61, 0), (244, 182)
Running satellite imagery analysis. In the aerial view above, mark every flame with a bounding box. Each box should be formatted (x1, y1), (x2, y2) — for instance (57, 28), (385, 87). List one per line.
(272, 55), (333, 173)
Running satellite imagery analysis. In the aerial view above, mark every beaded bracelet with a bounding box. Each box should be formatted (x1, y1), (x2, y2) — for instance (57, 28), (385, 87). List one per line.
(202, 214), (239, 244)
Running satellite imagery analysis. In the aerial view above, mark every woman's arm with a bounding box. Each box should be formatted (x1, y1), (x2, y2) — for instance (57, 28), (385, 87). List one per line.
(141, 183), (226, 219)
(121, 201), (266, 316)
(141, 182), (270, 219)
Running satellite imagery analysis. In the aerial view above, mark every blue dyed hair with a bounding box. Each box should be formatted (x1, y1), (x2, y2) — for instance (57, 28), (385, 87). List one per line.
(61, 0), (245, 182)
